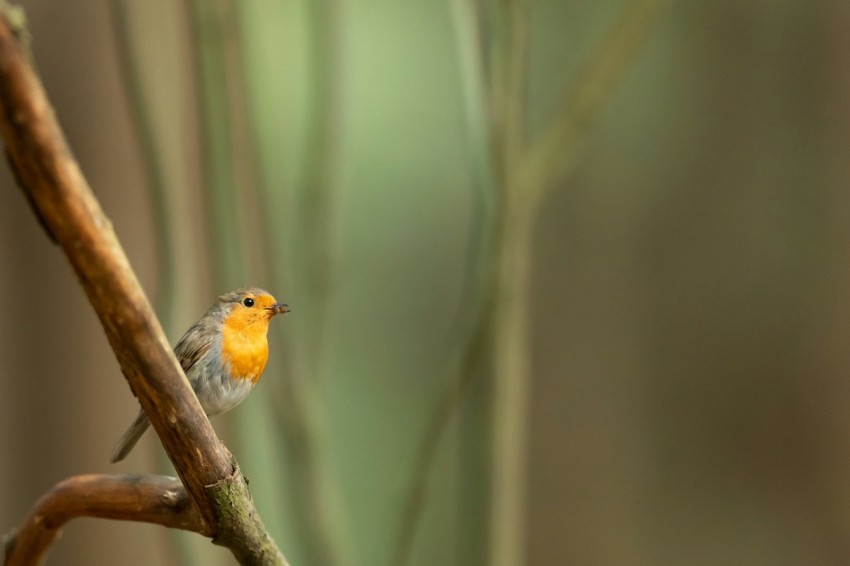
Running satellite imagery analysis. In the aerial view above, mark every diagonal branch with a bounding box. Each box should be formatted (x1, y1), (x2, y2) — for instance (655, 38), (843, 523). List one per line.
(4, 475), (209, 566)
(0, 4), (226, 518)
(0, 7), (287, 565)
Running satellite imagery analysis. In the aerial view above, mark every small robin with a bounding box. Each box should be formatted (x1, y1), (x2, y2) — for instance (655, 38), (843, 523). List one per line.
(111, 287), (290, 463)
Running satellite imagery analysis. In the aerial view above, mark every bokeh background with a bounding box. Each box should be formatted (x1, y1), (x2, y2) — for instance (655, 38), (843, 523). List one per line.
(3, 1), (850, 565)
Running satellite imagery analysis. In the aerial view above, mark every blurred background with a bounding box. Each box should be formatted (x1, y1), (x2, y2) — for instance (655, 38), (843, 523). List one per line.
(2, 1), (850, 565)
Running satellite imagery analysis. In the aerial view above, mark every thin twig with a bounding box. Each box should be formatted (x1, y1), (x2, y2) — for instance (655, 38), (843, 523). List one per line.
(522, 0), (671, 204)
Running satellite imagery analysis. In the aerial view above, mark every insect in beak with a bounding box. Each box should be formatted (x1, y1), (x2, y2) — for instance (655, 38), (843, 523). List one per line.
(270, 303), (290, 315)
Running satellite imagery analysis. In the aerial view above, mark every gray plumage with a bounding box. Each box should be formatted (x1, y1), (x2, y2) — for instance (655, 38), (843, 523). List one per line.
(110, 287), (282, 463)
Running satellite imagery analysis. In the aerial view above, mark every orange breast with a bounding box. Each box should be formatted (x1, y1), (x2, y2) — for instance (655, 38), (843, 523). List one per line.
(221, 314), (270, 384)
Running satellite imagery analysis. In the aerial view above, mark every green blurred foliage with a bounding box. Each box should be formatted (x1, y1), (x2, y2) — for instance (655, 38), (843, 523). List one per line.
(3, 1), (850, 566)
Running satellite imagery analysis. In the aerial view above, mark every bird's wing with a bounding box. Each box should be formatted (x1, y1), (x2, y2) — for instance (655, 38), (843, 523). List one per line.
(173, 320), (214, 375)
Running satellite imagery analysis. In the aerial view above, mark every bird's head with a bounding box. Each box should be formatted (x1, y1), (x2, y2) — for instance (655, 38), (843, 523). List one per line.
(219, 287), (290, 333)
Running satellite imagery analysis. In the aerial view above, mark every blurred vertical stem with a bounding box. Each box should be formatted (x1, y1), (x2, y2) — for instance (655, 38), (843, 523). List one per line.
(488, 2), (533, 563)
(235, 1), (349, 565)
(294, 0), (340, 367)
(488, 188), (534, 566)
(188, 0), (247, 287)
(280, 1), (349, 565)
(110, 0), (177, 331)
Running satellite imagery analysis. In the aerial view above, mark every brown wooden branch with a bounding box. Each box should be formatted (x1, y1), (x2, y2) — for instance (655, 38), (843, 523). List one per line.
(3, 475), (209, 566)
(0, 6), (288, 565)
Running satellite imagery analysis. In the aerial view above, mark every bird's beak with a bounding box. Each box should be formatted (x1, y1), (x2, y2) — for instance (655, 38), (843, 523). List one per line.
(270, 303), (290, 316)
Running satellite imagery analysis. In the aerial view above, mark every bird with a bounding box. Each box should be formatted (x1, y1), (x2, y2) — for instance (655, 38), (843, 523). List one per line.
(111, 287), (290, 463)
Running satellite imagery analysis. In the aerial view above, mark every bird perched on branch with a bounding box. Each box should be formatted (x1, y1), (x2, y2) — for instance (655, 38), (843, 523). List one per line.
(111, 287), (290, 463)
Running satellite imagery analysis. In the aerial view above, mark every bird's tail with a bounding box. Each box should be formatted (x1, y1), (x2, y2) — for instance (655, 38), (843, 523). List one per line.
(110, 410), (151, 463)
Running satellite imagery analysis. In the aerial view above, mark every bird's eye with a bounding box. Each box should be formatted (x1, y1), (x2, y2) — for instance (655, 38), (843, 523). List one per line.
(242, 297), (255, 307)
